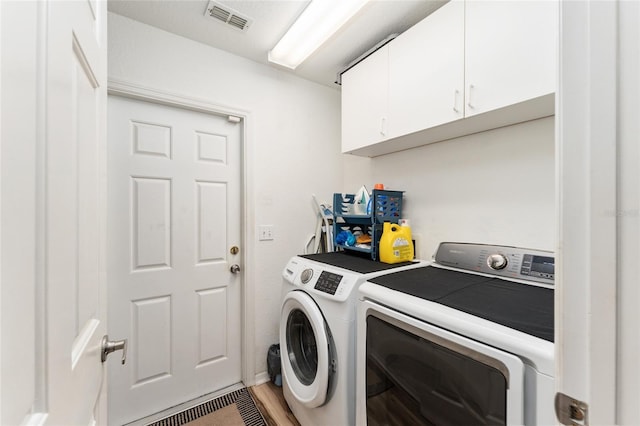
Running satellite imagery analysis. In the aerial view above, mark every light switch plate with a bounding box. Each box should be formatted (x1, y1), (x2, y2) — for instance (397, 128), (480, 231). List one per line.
(258, 225), (274, 241)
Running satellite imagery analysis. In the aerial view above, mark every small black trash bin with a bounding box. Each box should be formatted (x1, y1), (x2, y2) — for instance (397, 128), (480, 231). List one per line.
(267, 343), (282, 386)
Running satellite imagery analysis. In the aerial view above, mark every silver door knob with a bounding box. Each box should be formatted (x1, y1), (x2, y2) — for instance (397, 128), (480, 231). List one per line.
(101, 335), (127, 364)
(230, 264), (241, 274)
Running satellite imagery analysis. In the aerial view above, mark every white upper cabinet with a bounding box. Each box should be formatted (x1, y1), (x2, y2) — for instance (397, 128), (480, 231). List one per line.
(388, 0), (465, 138)
(341, 45), (389, 153)
(464, 0), (557, 117)
(341, 0), (557, 157)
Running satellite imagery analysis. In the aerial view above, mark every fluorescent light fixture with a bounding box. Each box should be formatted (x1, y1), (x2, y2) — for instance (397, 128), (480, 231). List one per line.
(268, 0), (370, 69)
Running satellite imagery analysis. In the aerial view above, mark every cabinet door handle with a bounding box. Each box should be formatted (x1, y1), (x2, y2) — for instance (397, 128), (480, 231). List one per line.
(467, 84), (475, 109)
(380, 117), (387, 137)
(453, 89), (460, 113)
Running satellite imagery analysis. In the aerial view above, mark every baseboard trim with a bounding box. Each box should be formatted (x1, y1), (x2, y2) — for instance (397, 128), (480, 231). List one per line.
(254, 371), (270, 386)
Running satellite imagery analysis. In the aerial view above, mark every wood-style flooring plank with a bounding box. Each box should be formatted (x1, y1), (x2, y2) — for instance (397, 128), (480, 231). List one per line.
(249, 382), (300, 426)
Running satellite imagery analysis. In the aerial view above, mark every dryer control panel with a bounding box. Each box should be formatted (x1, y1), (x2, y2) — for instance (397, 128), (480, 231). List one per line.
(434, 242), (555, 286)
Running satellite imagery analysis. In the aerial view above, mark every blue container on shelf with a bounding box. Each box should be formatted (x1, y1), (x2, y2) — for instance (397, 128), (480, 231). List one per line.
(332, 189), (403, 260)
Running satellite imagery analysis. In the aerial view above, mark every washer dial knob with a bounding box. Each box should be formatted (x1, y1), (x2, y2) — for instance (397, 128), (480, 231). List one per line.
(300, 268), (313, 284)
(487, 254), (508, 270)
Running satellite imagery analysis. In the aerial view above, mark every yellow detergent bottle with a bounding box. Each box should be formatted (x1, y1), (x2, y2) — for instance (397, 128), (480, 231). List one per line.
(379, 221), (414, 264)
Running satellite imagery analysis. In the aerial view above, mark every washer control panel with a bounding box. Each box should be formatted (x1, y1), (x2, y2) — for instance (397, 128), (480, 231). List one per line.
(283, 258), (360, 302)
(300, 268), (314, 284)
(314, 271), (343, 295)
(435, 242), (554, 286)
(298, 268), (344, 295)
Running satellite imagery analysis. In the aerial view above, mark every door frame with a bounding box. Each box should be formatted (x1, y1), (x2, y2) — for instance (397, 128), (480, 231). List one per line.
(556, 0), (619, 423)
(107, 78), (256, 387)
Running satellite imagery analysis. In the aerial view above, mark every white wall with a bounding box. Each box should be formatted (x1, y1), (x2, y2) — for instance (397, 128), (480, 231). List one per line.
(344, 117), (555, 259)
(107, 13), (343, 380)
(0, 1), (39, 424)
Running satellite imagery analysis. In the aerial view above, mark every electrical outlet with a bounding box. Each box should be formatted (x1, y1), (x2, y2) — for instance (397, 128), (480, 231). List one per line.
(258, 225), (275, 241)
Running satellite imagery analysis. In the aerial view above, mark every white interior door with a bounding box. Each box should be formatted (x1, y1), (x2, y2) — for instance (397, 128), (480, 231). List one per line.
(45, 0), (109, 424)
(107, 96), (243, 424)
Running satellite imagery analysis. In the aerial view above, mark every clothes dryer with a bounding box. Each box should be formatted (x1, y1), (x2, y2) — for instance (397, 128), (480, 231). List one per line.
(356, 242), (555, 425)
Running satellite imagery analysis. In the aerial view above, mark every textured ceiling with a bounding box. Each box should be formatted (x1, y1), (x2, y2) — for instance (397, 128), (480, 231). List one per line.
(107, 0), (446, 88)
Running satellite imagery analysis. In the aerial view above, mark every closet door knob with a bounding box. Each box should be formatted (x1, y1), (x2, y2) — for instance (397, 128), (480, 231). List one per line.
(101, 335), (127, 365)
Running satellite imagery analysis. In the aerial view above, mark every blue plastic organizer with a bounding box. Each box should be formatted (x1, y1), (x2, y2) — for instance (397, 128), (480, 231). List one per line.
(332, 189), (403, 260)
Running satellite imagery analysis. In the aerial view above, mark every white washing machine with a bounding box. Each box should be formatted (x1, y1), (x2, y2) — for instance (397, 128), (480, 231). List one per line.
(280, 252), (426, 426)
(356, 242), (555, 425)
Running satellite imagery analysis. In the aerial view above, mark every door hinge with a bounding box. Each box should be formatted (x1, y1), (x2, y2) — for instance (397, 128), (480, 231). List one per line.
(555, 392), (588, 426)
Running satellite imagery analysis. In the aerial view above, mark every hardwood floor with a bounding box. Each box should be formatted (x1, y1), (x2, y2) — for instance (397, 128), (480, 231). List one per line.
(249, 382), (300, 426)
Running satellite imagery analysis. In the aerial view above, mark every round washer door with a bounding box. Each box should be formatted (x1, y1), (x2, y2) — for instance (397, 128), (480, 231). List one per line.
(280, 290), (331, 408)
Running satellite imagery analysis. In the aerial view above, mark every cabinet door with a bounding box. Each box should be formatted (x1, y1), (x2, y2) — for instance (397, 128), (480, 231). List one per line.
(341, 45), (389, 153)
(388, 0), (465, 137)
(464, 0), (557, 117)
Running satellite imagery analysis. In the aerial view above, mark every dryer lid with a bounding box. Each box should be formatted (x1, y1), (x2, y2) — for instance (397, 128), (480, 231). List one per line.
(368, 266), (554, 342)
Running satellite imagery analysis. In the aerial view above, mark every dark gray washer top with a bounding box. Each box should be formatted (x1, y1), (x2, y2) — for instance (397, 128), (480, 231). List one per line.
(299, 252), (415, 274)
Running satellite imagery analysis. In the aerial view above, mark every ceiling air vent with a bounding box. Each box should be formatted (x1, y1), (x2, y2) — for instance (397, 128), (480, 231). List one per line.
(204, 1), (253, 32)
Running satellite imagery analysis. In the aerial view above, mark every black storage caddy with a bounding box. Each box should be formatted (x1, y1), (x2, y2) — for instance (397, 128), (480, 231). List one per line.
(332, 189), (403, 261)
